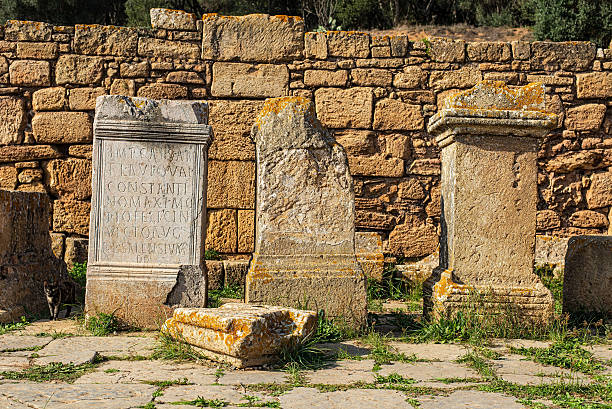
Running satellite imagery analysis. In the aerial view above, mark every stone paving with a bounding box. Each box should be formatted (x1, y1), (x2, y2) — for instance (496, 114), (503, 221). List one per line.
(0, 320), (610, 408)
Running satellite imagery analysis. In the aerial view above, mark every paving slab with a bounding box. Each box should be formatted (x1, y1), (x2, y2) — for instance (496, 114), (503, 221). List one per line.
(0, 381), (156, 409)
(317, 340), (371, 357)
(587, 345), (612, 362)
(491, 354), (590, 385)
(279, 387), (414, 408)
(489, 339), (551, 352)
(304, 359), (376, 385)
(388, 342), (470, 361)
(217, 369), (288, 385)
(34, 336), (156, 365)
(0, 395), (31, 408)
(0, 353), (30, 372)
(376, 361), (479, 382)
(18, 319), (89, 337)
(157, 384), (274, 406)
(75, 360), (217, 384)
(418, 390), (527, 409)
(0, 334), (53, 352)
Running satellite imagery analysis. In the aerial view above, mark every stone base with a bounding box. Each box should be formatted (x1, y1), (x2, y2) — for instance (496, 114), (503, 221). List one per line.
(162, 303), (317, 368)
(423, 270), (554, 324)
(245, 255), (367, 329)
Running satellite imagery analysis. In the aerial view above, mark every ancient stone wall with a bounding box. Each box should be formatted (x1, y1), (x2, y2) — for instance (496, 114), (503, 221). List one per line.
(0, 10), (610, 265)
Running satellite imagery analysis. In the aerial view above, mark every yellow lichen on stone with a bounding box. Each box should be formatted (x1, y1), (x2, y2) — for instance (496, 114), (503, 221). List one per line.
(444, 80), (546, 112)
(255, 96), (316, 128)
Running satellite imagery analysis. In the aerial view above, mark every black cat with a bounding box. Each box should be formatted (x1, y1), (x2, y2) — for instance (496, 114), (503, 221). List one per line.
(43, 279), (77, 320)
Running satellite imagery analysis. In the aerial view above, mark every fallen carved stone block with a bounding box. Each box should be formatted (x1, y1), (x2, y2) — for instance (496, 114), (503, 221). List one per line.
(162, 303), (317, 368)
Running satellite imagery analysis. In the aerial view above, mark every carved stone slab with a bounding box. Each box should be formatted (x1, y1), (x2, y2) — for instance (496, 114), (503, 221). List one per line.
(85, 96), (212, 328)
(425, 81), (557, 323)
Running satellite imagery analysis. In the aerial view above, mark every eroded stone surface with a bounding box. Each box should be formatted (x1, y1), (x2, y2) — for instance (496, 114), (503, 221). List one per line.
(86, 96), (211, 328)
(244, 97), (367, 328)
(425, 81), (556, 323)
(162, 303), (316, 368)
(563, 236), (612, 317)
(280, 388), (413, 409)
(0, 335), (52, 352)
(418, 390), (527, 409)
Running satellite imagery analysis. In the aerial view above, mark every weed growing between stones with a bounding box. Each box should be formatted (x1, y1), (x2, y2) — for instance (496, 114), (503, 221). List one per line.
(456, 349), (498, 381)
(0, 316), (29, 335)
(35, 331), (72, 339)
(0, 361), (99, 382)
(142, 378), (192, 398)
(152, 333), (207, 362)
(208, 284), (244, 308)
(171, 397), (229, 407)
(204, 249), (221, 260)
(68, 262), (87, 300)
(85, 312), (120, 336)
(534, 264), (563, 315)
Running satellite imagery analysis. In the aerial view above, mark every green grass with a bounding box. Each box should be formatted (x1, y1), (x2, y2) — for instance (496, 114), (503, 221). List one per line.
(535, 264), (563, 315)
(0, 316), (29, 335)
(456, 349), (498, 380)
(0, 361), (98, 383)
(238, 395), (280, 408)
(208, 284), (244, 307)
(171, 397), (228, 407)
(375, 372), (417, 385)
(511, 337), (606, 374)
(151, 333), (206, 362)
(204, 249), (221, 261)
(68, 262), (87, 289)
(367, 264), (424, 303)
(86, 312), (120, 336)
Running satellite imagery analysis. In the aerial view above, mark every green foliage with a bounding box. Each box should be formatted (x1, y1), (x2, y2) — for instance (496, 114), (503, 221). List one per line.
(204, 249), (221, 261)
(171, 397), (229, 407)
(152, 332), (206, 361)
(0, 362), (97, 382)
(0, 316), (29, 335)
(511, 337), (605, 374)
(367, 264), (423, 303)
(335, 0), (390, 30)
(533, 0), (612, 47)
(0, 0), (126, 25)
(374, 372), (417, 385)
(86, 312), (120, 336)
(208, 284), (244, 308)
(535, 264), (564, 315)
(125, 0), (171, 26)
(69, 262), (87, 289)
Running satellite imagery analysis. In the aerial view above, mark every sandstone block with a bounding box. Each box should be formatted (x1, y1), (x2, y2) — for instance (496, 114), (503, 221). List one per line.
(224, 260), (249, 287)
(563, 236), (612, 317)
(0, 190), (65, 323)
(44, 158), (92, 200)
(315, 87), (373, 129)
(0, 96), (26, 145)
(205, 260), (224, 290)
(348, 155), (403, 177)
(535, 235), (569, 274)
(207, 161), (255, 209)
(74, 24), (139, 56)
(211, 63), (289, 98)
(32, 87), (65, 111)
(136, 83), (187, 99)
(466, 42), (511, 61)
(304, 32), (327, 59)
(429, 66), (482, 89)
(52, 200), (90, 236)
(0, 145), (61, 163)
(138, 37), (200, 59)
(355, 209), (396, 230)
(162, 304), (316, 367)
(110, 79), (135, 96)
(426, 185), (441, 217)
(237, 210), (254, 253)
(68, 145), (93, 159)
(334, 130), (377, 156)
(351, 68), (392, 87)
(0, 165), (18, 190)
(32, 112), (92, 144)
(151, 8), (197, 30)
(570, 210), (608, 228)
(389, 218), (438, 257)
(68, 87), (106, 110)
(120, 61), (149, 78)
(408, 158), (440, 175)
(355, 232), (384, 281)
(64, 237), (88, 271)
(429, 38), (465, 62)
(373, 99), (423, 131)
(544, 150), (603, 173)
(531, 41), (595, 71)
(208, 100), (263, 161)
(0, 56), (7, 75)
(50, 232), (65, 259)
(56, 55), (104, 85)
(512, 41), (530, 59)
(393, 66), (425, 89)
(9, 60), (50, 86)
(303, 70), (347, 87)
(202, 14), (303, 62)
(586, 171), (612, 209)
(245, 97), (367, 328)
(565, 104), (606, 131)
(576, 72), (612, 99)
(166, 71), (204, 84)
(16, 42), (58, 59)
(398, 178), (426, 200)
(205, 209), (237, 253)
(536, 210), (561, 231)
(17, 168), (42, 184)
(4, 20), (52, 41)
(384, 133), (411, 159)
(326, 32), (370, 58)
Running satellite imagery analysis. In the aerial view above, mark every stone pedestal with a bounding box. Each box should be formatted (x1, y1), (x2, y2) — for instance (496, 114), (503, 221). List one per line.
(245, 97), (367, 328)
(85, 96), (212, 328)
(425, 81), (557, 323)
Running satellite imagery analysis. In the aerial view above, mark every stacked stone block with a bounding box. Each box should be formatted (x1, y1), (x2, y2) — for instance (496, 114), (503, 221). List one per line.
(0, 11), (611, 265)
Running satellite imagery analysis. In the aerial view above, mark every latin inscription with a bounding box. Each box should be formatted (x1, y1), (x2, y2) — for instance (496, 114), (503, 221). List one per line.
(99, 141), (199, 264)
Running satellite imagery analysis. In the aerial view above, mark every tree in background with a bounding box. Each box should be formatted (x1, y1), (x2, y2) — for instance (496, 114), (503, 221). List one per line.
(1, 0), (126, 25)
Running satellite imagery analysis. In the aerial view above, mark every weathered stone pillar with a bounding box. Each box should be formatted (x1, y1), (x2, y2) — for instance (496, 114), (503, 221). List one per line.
(425, 81), (557, 323)
(245, 97), (367, 328)
(85, 96), (212, 328)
